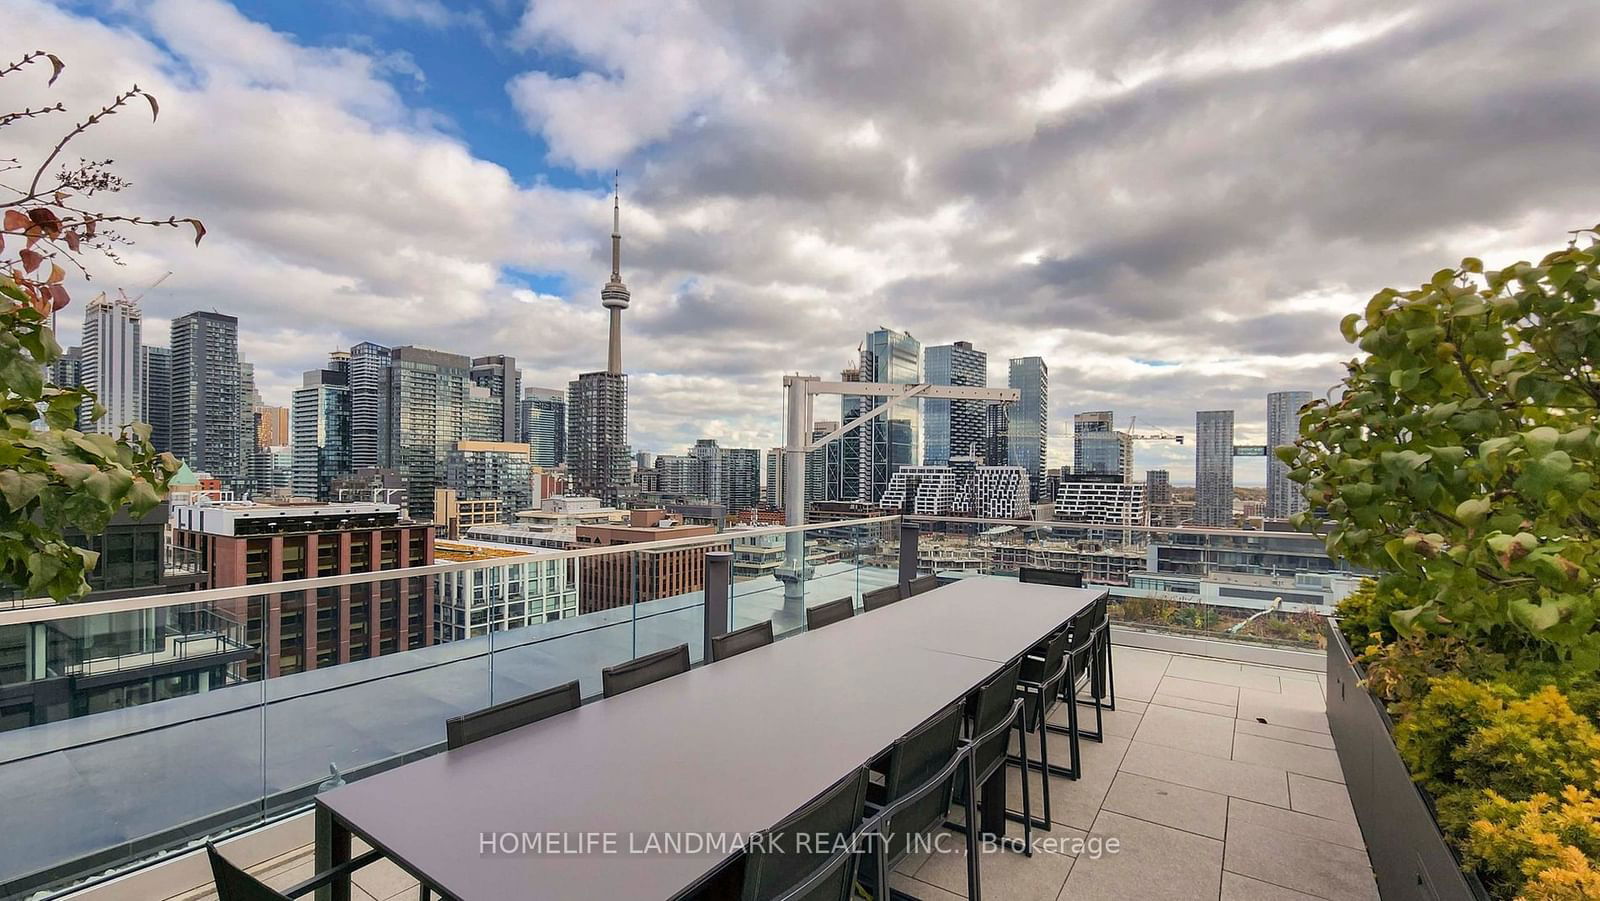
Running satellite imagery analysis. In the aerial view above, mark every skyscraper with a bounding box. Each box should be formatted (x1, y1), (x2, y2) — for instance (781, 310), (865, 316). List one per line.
(140, 345), (171, 452)
(521, 386), (566, 468)
(1007, 357), (1048, 501)
(1267, 390), (1314, 520)
(1074, 410), (1133, 481)
(832, 366), (862, 502)
(689, 439), (723, 503)
(238, 361), (258, 496)
(348, 341), (392, 470)
(170, 311), (242, 486)
(79, 292), (143, 435)
(923, 341), (988, 471)
(721, 446), (761, 511)
(568, 182), (632, 503)
(470, 355), (520, 442)
(858, 328), (921, 504)
(291, 354), (351, 500)
(389, 345), (472, 520)
(985, 403), (1009, 468)
(1195, 410), (1236, 527)
(444, 440), (534, 521)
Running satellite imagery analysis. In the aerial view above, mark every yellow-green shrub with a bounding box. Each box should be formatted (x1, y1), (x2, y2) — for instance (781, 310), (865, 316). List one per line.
(1463, 787), (1600, 899)
(1397, 678), (1600, 837)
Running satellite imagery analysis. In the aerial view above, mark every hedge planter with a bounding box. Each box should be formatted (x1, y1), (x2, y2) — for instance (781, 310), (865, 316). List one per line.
(1324, 619), (1489, 901)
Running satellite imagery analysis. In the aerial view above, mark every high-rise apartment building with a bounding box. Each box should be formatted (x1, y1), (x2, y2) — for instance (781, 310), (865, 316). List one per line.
(832, 367), (863, 502)
(986, 403), (1009, 468)
(254, 404), (290, 448)
(858, 328), (921, 504)
(1007, 357), (1048, 500)
(568, 183), (632, 504)
(170, 311), (243, 487)
(923, 341), (988, 472)
(79, 292), (142, 434)
(1195, 410), (1236, 527)
(291, 355), (351, 500)
(1074, 410), (1132, 481)
(1145, 469), (1172, 505)
(1267, 391), (1313, 520)
(388, 346), (472, 521)
(140, 345), (171, 452)
(348, 342), (392, 470)
(688, 439), (723, 504)
(443, 440), (534, 521)
(469, 355), (520, 443)
(521, 386), (566, 467)
(721, 446), (761, 511)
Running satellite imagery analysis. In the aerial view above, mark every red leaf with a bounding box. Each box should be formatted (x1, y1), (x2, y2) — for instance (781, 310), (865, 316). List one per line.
(2, 210), (29, 233)
(144, 93), (159, 122)
(19, 248), (43, 273)
(63, 229), (79, 252)
(28, 207), (61, 238)
(48, 284), (70, 311)
(46, 54), (64, 86)
(190, 218), (206, 245)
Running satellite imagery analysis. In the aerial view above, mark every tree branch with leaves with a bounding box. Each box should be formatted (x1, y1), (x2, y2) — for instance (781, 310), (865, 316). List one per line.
(0, 49), (203, 600)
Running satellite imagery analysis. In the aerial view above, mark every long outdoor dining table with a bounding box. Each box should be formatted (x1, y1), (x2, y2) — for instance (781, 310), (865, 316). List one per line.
(314, 578), (1104, 901)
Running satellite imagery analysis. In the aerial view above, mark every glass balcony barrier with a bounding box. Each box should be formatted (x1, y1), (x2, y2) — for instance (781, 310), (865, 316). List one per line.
(0, 515), (894, 901)
(903, 515), (1360, 652)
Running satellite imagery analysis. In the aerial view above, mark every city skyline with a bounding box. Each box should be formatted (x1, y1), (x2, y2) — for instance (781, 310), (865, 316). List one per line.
(16, 0), (1592, 482)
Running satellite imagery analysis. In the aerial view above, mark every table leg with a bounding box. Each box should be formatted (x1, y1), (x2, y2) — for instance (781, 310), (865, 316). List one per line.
(315, 806), (352, 901)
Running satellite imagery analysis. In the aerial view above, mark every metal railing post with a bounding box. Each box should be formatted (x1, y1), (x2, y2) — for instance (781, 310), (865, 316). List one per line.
(899, 521), (920, 588)
(704, 551), (732, 657)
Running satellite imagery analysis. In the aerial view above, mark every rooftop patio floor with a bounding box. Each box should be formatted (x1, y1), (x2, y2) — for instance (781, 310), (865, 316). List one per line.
(164, 645), (1377, 901)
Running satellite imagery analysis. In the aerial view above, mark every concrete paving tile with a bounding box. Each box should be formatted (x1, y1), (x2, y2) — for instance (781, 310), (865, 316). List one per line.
(889, 872), (967, 901)
(1132, 703), (1236, 759)
(1224, 819), (1378, 901)
(1237, 689), (1330, 734)
(1222, 871), (1325, 900)
(1007, 734), (1131, 830)
(1149, 692), (1239, 718)
(1234, 718), (1335, 750)
(1061, 811), (1222, 901)
(1229, 798), (1366, 850)
(1102, 772), (1228, 839)
(1120, 741), (1290, 807)
(1232, 734), (1344, 783)
(1107, 648), (1169, 703)
(351, 856), (420, 900)
(915, 826), (1079, 899)
(1050, 697), (1143, 739)
(1287, 773), (1357, 824)
(1166, 657), (1282, 692)
(1277, 677), (1327, 709)
(1158, 676), (1242, 707)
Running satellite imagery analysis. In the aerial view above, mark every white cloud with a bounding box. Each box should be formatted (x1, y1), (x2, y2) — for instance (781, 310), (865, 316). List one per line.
(9, 0), (1599, 486)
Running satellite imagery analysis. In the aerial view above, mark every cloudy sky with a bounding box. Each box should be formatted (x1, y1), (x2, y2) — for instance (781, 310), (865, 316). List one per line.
(6, 0), (1597, 483)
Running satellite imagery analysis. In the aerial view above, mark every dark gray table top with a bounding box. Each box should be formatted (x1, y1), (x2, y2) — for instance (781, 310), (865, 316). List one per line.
(318, 580), (1100, 901)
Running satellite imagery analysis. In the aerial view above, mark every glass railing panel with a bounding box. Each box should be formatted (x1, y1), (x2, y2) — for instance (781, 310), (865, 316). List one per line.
(0, 595), (268, 900)
(262, 575), (485, 820)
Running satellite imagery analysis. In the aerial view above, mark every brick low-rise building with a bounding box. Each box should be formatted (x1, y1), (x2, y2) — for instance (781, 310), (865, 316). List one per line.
(170, 500), (435, 680)
(574, 508), (716, 613)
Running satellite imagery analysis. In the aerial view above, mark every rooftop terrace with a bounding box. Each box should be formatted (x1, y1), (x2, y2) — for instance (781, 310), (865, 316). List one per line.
(141, 646), (1375, 901)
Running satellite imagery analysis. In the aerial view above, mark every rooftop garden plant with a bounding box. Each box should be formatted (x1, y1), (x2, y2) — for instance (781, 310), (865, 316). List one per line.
(1281, 227), (1600, 900)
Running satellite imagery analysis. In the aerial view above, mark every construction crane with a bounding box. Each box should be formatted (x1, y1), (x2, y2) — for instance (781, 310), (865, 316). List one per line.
(118, 270), (172, 306)
(1122, 415), (1183, 444)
